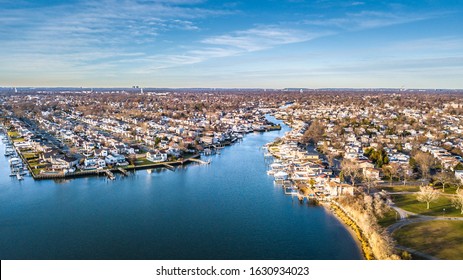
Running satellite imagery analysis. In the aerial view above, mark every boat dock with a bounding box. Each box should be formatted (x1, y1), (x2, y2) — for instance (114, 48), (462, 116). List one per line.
(9, 153), (204, 181)
(162, 163), (175, 171)
(117, 167), (128, 176)
(187, 158), (211, 165)
(105, 170), (115, 180)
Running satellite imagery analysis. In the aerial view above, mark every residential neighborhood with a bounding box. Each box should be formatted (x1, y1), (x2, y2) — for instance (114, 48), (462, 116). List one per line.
(2, 88), (463, 260)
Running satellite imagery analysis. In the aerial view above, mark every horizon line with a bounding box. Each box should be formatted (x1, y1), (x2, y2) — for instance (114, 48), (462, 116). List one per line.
(1, 86), (463, 91)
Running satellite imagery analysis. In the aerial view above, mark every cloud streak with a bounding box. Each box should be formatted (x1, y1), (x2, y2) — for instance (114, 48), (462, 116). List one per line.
(0, 0), (229, 66)
(144, 26), (328, 70)
(303, 10), (443, 31)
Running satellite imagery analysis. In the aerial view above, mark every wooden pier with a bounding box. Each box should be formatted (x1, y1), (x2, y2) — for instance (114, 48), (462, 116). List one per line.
(105, 170), (115, 180)
(117, 167), (128, 176)
(20, 153), (204, 181)
(162, 163), (175, 171)
(187, 158), (211, 165)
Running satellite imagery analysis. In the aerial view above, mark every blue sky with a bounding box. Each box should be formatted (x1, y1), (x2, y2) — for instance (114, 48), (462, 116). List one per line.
(1, 0), (462, 88)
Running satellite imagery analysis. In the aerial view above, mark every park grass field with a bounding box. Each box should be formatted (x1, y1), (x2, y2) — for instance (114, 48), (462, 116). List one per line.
(393, 220), (463, 260)
(391, 194), (461, 217)
(378, 209), (399, 228)
(380, 185), (420, 192)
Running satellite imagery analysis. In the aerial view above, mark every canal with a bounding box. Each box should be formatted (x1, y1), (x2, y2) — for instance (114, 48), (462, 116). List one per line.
(0, 116), (361, 259)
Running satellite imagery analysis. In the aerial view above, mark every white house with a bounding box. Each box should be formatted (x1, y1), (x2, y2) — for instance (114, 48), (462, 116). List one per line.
(97, 159), (106, 168)
(105, 154), (127, 165)
(84, 158), (97, 168)
(146, 151), (168, 162)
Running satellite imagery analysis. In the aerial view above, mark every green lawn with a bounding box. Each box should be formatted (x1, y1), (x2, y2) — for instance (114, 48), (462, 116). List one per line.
(440, 185), (461, 195)
(23, 152), (38, 160)
(7, 131), (19, 138)
(134, 158), (153, 166)
(381, 185), (420, 192)
(392, 194), (462, 217)
(31, 168), (44, 175)
(378, 209), (400, 228)
(393, 220), (463, 260)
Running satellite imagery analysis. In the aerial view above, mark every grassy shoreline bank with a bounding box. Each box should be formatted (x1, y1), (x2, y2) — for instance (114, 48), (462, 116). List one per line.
(329, 203), (373, 260)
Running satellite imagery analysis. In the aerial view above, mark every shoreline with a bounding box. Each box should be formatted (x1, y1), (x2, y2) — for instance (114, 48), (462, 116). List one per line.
(2, 120), (281, 181)
(265, 116), (366, 260)
(325, 203), (369, 260)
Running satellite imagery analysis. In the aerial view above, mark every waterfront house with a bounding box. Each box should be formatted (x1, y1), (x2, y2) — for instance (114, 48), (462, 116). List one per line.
(146, 151), (168, 163)
(95, 149), (108, 157)
(97, 158), (106, 168)
(84, 158), (98, 169)
(105, 154), (127, 166)
(326, 181), (355, 197)
(40, 149), (61, 163)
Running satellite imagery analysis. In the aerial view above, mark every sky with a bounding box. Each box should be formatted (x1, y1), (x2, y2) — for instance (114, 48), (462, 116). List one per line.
(1, 0), (462, 88)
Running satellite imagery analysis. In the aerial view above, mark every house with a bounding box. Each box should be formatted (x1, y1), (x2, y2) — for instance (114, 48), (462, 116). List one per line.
(200, 136), (215, 145)
(455, 170), (463, 183)
(97, 158), (106, 168)
(94, 149), (108, 157)
(326, 181), (355, 197)
(40, 149), (61, 163)
(84, 158), (98, 168)
(167, 147), (181, 157)
(146, 151), (168, 162)
(105, 154), (127, 166)
(83, 142), (95, 151)
(363, 167), (381, 181)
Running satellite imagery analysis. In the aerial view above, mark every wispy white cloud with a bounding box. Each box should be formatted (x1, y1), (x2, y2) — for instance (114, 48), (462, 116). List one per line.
(387, 37), (463, 52)
(0, 0), (232, 79)
(201, 27), (319, 52)
(143, 26), (329, 70)
(303, 10), (442, 31)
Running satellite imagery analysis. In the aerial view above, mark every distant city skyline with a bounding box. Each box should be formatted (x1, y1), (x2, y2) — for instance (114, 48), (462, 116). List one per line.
(1, 0), (463, 88)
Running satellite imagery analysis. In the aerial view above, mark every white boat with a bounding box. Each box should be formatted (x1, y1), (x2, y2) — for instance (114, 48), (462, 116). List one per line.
(16, 173), (24, 180)
(267, 170), (275, 175)
(9, 157), (22, 166)
(274, 171), (289, 181)
(269, 163), (284, 171)
(4, 147), (15, 156)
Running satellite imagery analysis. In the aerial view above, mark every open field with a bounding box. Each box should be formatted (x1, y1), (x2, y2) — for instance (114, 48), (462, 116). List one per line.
(378, 209), (399, 228)
(393, 220), (463, 260)
(380, 185), (420, 192)
(391, 194), (461, 217)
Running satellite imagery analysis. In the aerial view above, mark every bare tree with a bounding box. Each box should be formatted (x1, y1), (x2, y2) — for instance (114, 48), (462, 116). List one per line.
(400, 164), (412, 185)
(302, 120), (325, 145)
(433, 171), (456, 193)
(326, 152), (336, 168)
(452, 189), (463, 215)
(341, 159), (362, 186)
(414, 152), (434, 179)
(363, 173), (378, 194)
(416, 186), (440, 210)
(383, 163), (400, 186)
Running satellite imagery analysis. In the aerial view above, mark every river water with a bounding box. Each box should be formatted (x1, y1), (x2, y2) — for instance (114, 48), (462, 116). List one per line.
(0, 116), (361, 259)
